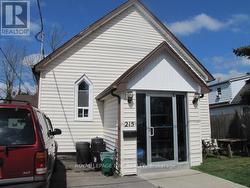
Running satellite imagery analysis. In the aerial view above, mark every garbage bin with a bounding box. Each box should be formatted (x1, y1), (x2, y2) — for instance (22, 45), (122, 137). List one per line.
(75, 142), (90, 164)
(100, 151), (115, 176)
(91, 137), (106, 170)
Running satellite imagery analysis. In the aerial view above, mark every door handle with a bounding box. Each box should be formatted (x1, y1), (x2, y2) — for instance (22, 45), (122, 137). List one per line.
(149, 127), (154, 137)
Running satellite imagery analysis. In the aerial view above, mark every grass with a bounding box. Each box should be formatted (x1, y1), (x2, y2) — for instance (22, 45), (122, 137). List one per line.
(193, 156), (250, 187)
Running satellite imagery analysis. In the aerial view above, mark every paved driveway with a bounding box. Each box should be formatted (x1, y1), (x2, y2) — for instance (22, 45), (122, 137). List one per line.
(50, 155), (246, 188)
(140, 169), (247, 188)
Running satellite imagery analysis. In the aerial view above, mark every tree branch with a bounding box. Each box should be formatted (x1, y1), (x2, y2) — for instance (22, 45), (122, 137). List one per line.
(233, 45), (250, 59)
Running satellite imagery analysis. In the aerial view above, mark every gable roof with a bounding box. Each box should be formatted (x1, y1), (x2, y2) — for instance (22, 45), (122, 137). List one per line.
(231, 79), (250, 104)
(208, 72), (250, 87)
(33, 0), (213, 81)
(96, 41), (210, 100)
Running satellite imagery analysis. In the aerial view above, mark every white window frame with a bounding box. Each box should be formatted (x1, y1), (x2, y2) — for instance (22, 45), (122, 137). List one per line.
(216, 87), (221, 98)
(74, 74), (93, 121)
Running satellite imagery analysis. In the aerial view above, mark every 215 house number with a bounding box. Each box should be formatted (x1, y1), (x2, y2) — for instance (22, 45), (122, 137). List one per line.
(124, 121), (135, 127)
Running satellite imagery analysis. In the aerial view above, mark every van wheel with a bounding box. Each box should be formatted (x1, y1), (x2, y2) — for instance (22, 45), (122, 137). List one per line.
(54, 147), (58, 172)
(53, 159), (58, 172)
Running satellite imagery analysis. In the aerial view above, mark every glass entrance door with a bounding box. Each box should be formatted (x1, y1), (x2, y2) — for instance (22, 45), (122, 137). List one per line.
(149, 96), (175, 162)
(136, 93), (187, 166)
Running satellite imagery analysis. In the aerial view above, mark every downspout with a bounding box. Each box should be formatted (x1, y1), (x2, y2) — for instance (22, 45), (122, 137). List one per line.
(111, 87), (121, 174)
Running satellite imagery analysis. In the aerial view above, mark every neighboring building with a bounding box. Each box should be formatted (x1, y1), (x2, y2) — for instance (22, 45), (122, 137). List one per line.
(208, 73), (250, 116)
(13, 94), (38, 108)
(33, 0), (213, 175)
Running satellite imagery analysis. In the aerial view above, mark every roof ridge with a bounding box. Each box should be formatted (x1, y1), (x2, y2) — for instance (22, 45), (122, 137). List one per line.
(34, 0), (138, 70)
(208, 72), (250, 86)
(33, 0), (213, 82)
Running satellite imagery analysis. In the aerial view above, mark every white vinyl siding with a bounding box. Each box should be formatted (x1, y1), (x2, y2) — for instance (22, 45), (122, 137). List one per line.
(119, 91), (211, 173)
(37, 1), (212, 174)
(209, 83), (232, 104)
(39, 6), (165, 152)
(199, 94), (211, 140)
(120, 92), (137, 176)
(187, 92), (202, 166)
(208, 76), (250, 105)
(103, 97), (118, 151)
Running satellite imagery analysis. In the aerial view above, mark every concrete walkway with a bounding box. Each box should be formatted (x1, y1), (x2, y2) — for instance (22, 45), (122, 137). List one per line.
(51, 155), (155, 188)
(67, 171), (156, 188)
(51, 155), (247, 188)
(140, 169), (247, 188)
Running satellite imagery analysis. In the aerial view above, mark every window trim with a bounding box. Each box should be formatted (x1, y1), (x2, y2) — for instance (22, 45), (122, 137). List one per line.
(74, 74), (93, 121)
(216, 87), (222, 98)
(36, 110), (50, 140)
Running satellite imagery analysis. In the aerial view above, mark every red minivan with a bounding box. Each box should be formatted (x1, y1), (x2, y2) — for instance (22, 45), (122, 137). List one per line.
(0, 100), (61, 188)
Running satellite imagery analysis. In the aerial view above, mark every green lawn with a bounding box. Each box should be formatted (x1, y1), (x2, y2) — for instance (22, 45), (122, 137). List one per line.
(193, 157), (250, 187)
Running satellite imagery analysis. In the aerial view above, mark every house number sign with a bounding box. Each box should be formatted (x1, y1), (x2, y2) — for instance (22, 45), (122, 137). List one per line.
(124, 121), (135, 127)
(123, 121), (136, 130)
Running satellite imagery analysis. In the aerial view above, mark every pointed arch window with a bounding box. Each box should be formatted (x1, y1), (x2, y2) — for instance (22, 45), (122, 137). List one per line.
(75, 75), (93, 121)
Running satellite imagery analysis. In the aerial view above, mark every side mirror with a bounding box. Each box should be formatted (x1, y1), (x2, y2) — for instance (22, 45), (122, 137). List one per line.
(49, 128), (62, 136)
(53, 128), (62, 135)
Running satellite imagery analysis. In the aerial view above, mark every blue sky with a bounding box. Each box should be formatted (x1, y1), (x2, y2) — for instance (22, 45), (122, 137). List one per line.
(1, 0), (250, 92)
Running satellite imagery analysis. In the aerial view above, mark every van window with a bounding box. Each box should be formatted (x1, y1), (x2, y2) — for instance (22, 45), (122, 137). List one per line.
(45, 116), (53, 131)
(36, 111), (49, 141)
(0, 108), (35, 146)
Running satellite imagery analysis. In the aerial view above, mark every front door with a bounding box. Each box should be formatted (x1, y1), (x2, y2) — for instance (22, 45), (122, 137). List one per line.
(136, 93), (187, 166)
(149, 96), (175, 163)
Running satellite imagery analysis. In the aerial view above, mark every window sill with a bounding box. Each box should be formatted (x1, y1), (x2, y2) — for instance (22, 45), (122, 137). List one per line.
(74, 118), (93, 122)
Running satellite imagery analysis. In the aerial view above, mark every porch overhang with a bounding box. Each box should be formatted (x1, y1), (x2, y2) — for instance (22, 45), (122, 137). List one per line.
(96, 41), (210, 100)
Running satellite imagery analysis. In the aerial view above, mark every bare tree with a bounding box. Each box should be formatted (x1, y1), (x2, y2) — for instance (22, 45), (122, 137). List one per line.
(22, 53), (42, 95)
(0, 44), (26, 100)
(48, 25), (66, 52)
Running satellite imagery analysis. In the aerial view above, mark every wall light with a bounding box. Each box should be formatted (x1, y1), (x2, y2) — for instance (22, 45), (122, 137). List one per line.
(126, 91), (134, 104)
(192, 93), (204, 105)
